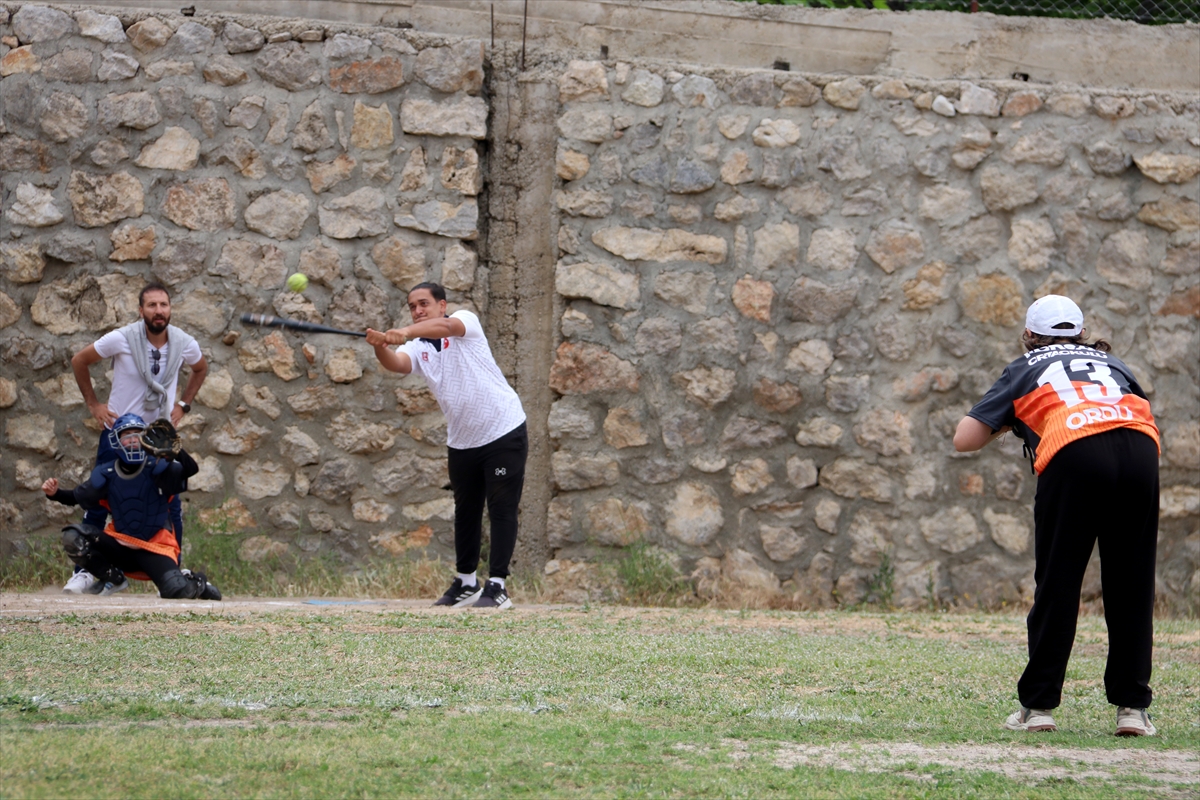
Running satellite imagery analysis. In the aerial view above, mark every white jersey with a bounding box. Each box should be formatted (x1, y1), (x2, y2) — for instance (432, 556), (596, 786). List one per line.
(93, 328), (203, 422)
(399, 310), (526, 450)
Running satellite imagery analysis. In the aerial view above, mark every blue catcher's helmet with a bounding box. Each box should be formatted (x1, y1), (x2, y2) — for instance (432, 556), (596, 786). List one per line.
(108, 413), (147, 465)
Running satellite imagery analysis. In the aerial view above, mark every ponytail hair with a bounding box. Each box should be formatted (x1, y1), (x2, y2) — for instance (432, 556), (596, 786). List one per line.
(1022, 325), (1111, 353)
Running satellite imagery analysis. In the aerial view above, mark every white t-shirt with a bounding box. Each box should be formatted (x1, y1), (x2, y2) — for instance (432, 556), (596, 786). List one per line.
(399, 310), (526, 450)
(94, 329), (204, 422)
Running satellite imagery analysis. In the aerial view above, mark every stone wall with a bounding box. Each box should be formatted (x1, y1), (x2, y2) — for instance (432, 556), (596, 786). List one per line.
(0, 4), (492, 564)
(537, 63), (1199, 608)
(1, 3), (1197, 609)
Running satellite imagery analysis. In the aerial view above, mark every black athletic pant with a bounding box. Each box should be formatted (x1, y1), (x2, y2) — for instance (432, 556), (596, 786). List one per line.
(448, 422), (527, 580)
(84, 534), (181, 590)
(1018, 428), (1159, 710)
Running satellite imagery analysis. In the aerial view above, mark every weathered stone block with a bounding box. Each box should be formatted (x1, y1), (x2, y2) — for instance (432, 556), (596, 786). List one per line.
(980, 166), (1039, 211)
(666, 482), (723, 546)
(394, 199), (477, 240)
(40, 92), (89, 142)
(672, 366), (736, 409)
(784, 277), (859, 325)
(823, 78), (865, 110)
(135, 126), (199, 170)
(415, 40), (483, 94)
(551, 451), (619, 491)
(69, 171), (144, 228)
(548, 342), (639, 395)
(98, 91), (161, 130)
(162, 177), (233, 231)
(1138, 196), (1200, 233)
(402, 97), (488, 139)
(556, 261), (639, 309)
(255, 42), (321, 91)
(13, 6), (75, 43)
(559, 59), (609, 102)
(921, 506), (983, 554)
(1096, 230), (1152, 290)
(319, 188), (389, 239)
(959, 273), (1023, 325)
(593, 227), (726, 265)
(5, 184), (64, 228)
(672, 74), (721, 109)
(752, 118), (802, 148)
(1134, 152), (1200, 184)
(329, 56), (404, 93)
(819, 458), (893, 503)
(731, 276), (774, 322)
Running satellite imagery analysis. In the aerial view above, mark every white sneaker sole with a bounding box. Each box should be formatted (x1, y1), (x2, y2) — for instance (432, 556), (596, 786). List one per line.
(449, 587), (483, 608)
(63, 576), (98, 594)
(1116, 724), (1156, 737)
(1005, 721), (1057, 732)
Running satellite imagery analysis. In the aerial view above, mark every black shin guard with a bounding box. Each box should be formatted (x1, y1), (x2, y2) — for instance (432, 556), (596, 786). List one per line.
(159, 569), (222, 601)
(158, 569), (200, 599)
(61, 524), (123, 584)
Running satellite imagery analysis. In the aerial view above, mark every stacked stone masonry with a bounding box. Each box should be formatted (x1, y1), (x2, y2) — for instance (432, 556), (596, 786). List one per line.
(0, 5), (487, 566)
(542, 61), (1198, 609)
(0, 4), (1197, 609)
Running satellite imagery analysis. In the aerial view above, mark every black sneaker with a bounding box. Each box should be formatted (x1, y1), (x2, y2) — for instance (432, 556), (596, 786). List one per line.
(190, 571), (223, 601)
(199, 579), (222, 601)
(433, 578), (483, 608)
(473, 580), (512, 609)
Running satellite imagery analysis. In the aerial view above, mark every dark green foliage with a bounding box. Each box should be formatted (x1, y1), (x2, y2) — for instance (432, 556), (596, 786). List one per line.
(615, 543), (693, 606)
(738, 0), (1198, 24)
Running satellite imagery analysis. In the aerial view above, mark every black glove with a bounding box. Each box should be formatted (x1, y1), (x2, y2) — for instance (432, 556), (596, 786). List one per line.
(140, 419), (182, 460)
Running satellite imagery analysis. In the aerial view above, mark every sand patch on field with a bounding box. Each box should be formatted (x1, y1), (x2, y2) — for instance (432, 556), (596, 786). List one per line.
(772, 741), (1199, 792)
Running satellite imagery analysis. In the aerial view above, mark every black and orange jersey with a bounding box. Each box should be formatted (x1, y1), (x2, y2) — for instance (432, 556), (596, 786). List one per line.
(968, 344), (1159, 474)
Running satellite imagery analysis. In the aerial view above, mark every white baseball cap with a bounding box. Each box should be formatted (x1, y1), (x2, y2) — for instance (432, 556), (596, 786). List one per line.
(1025, 295), (1084, 336)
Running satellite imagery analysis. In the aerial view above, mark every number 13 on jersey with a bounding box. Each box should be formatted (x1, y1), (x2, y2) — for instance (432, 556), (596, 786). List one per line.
(1036, 358), (1124, 408)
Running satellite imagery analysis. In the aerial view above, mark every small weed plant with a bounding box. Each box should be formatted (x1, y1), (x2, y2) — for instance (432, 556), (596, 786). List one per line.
(614, 543), (693, 606)
(862, 550), (896, 610)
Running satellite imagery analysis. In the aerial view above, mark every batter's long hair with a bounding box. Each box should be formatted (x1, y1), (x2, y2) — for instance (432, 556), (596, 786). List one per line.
(1023, 324), (1111, 353)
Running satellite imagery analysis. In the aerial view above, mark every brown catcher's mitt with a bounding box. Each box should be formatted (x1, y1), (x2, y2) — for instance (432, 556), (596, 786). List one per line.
(140, 419), (182, 460)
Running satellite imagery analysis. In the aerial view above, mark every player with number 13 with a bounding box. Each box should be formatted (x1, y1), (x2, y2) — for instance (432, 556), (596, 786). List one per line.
(955, 295), (1160, 738)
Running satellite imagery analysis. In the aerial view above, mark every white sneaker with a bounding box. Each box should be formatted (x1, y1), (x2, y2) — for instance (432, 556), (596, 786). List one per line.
(1116, 707), (1156, 737)
(63, 570), (98, 594)
(1003, 706), (1057, 732)
(95, 578), (129, 596)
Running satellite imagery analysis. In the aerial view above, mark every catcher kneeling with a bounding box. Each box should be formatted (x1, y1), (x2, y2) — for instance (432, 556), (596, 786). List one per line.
(42, 414), (221, 601)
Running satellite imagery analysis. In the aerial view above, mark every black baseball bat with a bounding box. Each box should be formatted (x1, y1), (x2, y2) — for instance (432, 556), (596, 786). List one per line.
(240, 313), (366, 338)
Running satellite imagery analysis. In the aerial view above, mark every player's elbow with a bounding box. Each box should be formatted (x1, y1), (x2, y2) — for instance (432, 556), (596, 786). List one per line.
(952, 417), (989, 452)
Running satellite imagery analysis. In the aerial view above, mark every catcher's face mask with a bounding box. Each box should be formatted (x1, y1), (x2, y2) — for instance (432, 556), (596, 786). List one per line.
(109, 414), (147, 465)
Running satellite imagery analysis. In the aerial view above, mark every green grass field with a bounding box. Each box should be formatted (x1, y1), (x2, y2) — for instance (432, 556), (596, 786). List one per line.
(1, 597), (1196, 798)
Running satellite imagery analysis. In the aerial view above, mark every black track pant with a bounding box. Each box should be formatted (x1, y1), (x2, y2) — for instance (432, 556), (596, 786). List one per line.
(1018, 428), (1159, 710)
(448, 422), (527, 579)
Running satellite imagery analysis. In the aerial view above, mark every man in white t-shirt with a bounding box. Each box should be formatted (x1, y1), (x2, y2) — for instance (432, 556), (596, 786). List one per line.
(64, 283), (209, 595)
(367, 282), (527, 610)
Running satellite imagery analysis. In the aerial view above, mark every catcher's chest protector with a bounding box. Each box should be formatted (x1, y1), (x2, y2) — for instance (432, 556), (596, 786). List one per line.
(105, 466), (172, 540)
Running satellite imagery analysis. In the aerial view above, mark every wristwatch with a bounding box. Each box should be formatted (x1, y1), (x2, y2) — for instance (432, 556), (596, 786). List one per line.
(176, 400), (191, 413)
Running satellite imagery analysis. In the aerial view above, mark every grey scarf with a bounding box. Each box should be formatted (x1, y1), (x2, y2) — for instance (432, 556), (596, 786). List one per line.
(119, 320), (196, 421)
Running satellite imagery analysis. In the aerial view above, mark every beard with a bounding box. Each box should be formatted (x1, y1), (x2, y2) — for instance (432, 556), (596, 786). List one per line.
(144, 313), (169, 334)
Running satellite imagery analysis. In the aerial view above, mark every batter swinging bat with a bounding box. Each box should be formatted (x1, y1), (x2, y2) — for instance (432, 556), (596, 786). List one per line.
(240, 313), (366, 338)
